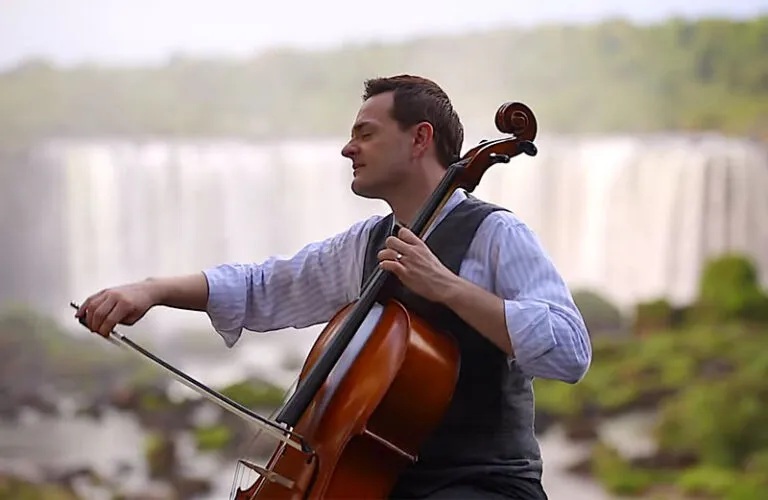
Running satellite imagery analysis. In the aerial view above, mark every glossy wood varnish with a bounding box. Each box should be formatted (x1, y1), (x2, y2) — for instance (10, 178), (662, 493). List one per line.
(234, 299), (460, 499)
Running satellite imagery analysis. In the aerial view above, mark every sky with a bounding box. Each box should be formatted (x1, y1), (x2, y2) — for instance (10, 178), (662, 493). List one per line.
(1, 0), (766, 69)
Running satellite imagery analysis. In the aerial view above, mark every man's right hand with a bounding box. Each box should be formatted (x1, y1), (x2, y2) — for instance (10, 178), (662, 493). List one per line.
(75, 280), (159, 338)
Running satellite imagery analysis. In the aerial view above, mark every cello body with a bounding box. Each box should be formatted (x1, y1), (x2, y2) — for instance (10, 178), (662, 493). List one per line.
(231, 101), (539, 500)
(237, 300), (460, 499)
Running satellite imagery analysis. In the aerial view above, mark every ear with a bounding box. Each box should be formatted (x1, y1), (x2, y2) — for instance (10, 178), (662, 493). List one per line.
(411, 122), (434, 158)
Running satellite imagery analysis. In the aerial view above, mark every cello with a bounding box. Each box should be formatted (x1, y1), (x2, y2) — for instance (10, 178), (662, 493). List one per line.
(70, 101), (538, 499)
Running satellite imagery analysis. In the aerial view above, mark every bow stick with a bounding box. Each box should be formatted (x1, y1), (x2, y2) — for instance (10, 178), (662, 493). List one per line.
(68, 302), (312, 454)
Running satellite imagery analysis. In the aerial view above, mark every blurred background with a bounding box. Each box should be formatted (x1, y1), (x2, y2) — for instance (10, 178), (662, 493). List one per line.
(2, 0), (768, 498)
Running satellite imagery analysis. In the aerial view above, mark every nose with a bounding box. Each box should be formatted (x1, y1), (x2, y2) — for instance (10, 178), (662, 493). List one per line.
(341, 140), (357, 159)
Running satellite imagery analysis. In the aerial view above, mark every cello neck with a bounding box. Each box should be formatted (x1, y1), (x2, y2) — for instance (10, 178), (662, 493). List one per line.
(407, 162), (466, 238)
(274, 162), (466, 427)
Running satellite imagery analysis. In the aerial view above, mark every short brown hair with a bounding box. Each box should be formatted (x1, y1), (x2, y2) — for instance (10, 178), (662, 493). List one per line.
(362, 75), (464, 168)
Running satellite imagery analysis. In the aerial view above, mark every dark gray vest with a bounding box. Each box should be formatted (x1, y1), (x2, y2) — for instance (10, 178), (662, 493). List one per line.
(361, 195), (543, 497)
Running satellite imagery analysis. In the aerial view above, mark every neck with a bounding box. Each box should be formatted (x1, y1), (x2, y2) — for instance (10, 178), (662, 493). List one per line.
(388, 163), (447, 227)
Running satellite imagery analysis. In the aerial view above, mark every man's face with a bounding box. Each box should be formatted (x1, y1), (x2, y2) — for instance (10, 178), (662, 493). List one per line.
(341, 92), (415, 199)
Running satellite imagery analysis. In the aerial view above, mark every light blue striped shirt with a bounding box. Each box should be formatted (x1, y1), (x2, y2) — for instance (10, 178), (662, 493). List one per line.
(203, 189), (592, 384)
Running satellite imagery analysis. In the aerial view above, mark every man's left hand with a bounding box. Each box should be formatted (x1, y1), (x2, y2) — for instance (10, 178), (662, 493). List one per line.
(377, 227), (458, 303)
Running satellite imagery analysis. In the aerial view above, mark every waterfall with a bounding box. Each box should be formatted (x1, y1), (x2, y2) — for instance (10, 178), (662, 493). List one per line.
(2, 133), (767, 337)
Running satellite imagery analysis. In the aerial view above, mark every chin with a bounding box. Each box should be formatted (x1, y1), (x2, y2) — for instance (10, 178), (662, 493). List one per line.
(351, 178), (380, 200)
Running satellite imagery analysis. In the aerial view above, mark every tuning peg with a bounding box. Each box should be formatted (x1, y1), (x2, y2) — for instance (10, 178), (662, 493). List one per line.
(488, 153), (511, 164)
(517, 140), (537, 157)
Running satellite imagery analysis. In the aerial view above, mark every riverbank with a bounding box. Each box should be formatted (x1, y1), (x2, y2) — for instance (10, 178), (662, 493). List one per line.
(0, 304), (617, 499)
(0, 405), (621, 500)
(2, 252), (765, 499)
(531, 255), (768, 499)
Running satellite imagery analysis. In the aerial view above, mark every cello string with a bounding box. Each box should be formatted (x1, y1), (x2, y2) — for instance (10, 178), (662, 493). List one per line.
(230, 374), (302, 496)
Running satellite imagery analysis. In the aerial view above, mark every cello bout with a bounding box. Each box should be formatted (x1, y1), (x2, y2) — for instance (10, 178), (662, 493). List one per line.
(234, 300), (460, 499)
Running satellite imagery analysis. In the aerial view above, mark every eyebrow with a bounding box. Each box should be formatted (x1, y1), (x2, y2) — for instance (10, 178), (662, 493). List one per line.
(351, 120), (375, 134)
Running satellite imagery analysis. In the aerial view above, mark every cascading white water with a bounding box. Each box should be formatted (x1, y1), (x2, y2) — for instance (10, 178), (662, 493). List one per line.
(3, 133), (767, 338)
(475, 133), (768, 307)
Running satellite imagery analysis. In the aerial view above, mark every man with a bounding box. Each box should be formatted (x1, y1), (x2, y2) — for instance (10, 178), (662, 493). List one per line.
(76, 75), (591, 499)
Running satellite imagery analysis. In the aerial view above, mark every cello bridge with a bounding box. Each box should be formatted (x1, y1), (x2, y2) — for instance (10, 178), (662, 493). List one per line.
(239, 460), (295, 490)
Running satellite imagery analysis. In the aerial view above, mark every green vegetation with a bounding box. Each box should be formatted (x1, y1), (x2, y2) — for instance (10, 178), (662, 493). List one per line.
(572, 289), (626, 336)
(193, 424), (233, 451)
(0, 476), (79, 500)
(143, 431), (176, 479)
(189, 380), (284, 452)
(534, 254), (768, 498)
(219, 379), (286, 409)
(1, 17), (766, 145)
(0, 304), (151, 397)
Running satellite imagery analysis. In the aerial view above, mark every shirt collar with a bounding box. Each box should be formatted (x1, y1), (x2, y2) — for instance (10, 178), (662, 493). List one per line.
(392, 188), (467, 237)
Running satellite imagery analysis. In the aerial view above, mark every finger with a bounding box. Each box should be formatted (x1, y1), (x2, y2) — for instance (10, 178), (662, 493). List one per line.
(90, 296), (117, 336)
(384, 235), (413, 253)
(82, 292), (109, 328)
(77, 290), (105, 318)
(377, 248), (402, 262)
(379, 260), (406, 276)
(99, 301), (131, 338)
(397, 227), (423, 245)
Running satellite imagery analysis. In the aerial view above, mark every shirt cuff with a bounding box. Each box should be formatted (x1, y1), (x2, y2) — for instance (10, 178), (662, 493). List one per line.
(504, 299), (557, 370)
(202, 264), (247, 348)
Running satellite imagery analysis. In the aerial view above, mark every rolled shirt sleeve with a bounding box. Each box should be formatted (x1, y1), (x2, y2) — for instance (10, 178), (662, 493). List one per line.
(479, 214), (592, 383)
(202, 217), (379, 347)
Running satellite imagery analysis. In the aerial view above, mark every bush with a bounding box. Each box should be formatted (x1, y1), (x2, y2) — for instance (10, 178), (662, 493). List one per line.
(694, 254), (768, 324)
(633, 298), (675, 335)
(571, 289), (625, 336)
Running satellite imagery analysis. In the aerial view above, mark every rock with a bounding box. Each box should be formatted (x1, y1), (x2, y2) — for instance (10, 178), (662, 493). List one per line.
(534, 410), (558, 434)
(113, 482), (176, 500)
(145, 434), (178, 480)
(565, 456), (593, 476)
(629, 450), (698, 470)
(172, 476), (212, 498)
(697, 358), (734, 380)
(564, 416), (599, 441)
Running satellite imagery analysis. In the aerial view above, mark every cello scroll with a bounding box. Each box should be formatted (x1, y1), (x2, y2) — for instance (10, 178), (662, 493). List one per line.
(456, 101), (538, 192)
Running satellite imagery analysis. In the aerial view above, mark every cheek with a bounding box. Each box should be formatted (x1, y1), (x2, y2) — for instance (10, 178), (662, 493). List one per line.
(384, 138), (411, 162)
(365, 137), (409, 174)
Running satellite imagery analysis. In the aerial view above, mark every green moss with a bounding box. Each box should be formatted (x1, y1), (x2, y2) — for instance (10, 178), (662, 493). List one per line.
(675, 466), (740, 497)
(534, 253), (768, 498)
(143, 431), (176, 478)
(219, 380), (285, 409)
(0, 476), (79, 500)
(675, 465), (768, 500)
(138, 391), (173, 411)
(590, 442), (673, 496)
(633, 299), (676, 334)
(694, 254), (768, 324)
(655, 372), (768, 469)
(193, 424), (233, 451)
